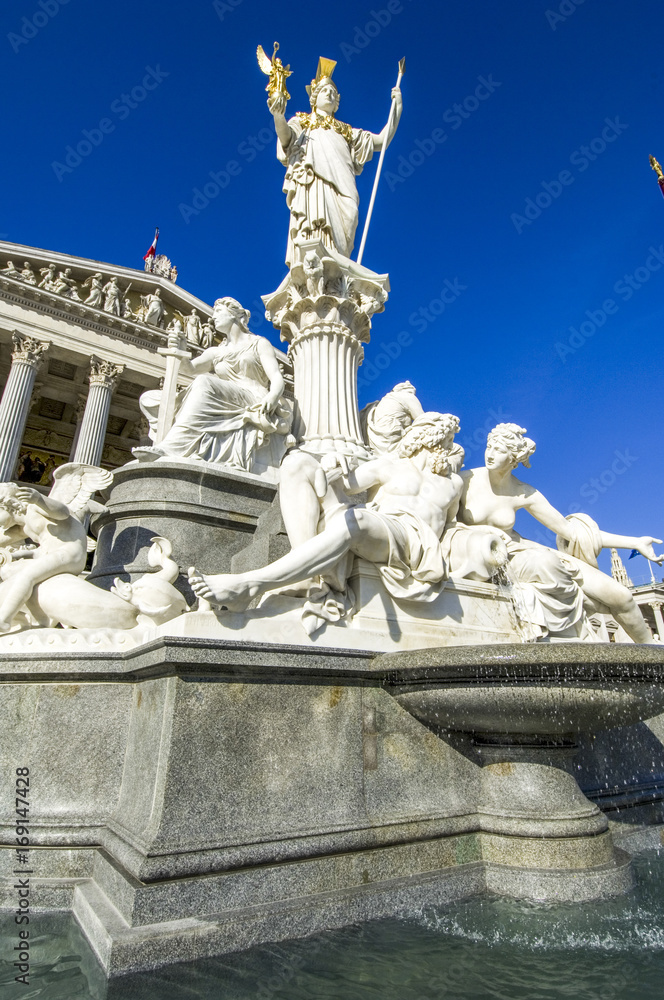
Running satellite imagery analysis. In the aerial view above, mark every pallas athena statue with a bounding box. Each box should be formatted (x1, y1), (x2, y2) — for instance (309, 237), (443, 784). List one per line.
(261, 51), (403, 265)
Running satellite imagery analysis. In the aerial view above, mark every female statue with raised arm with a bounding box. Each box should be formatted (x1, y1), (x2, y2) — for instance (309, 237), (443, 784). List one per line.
(459, 423), (663, 643)
(136, 297), (293, 473)
(268, 57), (402, 265)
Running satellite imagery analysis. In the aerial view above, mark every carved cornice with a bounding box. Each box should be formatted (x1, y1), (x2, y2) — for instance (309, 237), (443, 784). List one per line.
(11, 331), (50, 368)
(88, 355), (125, 390)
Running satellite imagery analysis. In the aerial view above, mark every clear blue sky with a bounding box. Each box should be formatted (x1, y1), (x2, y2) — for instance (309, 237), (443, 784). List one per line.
(1, 0), (662, 580)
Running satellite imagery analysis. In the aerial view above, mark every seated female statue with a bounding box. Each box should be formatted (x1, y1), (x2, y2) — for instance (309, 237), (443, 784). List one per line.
(458, 423), (663, 643)
(136, 297), (293, 474)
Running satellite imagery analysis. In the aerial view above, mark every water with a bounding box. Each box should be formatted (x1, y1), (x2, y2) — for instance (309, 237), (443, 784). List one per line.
(3, 850), (664, 999)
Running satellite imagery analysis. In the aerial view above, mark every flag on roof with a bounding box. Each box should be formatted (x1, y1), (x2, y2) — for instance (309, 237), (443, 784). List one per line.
(143, 227), (159, 261)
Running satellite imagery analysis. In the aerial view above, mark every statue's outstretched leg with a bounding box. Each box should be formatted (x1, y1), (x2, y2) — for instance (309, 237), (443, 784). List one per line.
(189, 508), (391, 611)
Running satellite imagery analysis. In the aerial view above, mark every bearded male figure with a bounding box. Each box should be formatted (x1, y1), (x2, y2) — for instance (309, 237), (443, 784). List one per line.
(268, 57), (403, 266)
(189, 413), (462, 615)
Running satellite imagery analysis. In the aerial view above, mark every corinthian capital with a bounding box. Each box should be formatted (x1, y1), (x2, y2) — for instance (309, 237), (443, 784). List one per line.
(88, 355), (125, 389)
(11, 331), (50, 367)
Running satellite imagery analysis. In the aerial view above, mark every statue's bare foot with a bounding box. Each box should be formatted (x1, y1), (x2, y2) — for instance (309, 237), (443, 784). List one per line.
(0, 619), (13, 633)
(188, 568), (259, 612)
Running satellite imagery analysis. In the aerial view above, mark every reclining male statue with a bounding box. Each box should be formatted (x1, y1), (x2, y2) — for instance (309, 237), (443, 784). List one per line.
(189, 412), (464, 620)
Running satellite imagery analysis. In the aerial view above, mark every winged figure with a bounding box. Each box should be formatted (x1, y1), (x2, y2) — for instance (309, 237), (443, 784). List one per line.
(49, 463), (114, 519)
(0, 467), (187, 633)
(257, 42), (291, 102)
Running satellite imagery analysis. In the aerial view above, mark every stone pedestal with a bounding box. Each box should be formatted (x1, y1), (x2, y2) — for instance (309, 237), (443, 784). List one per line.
(0, 332), (49, 481)
(2, 640), (658, 975)
(89, 460), (277, 602)
(73, 356), (125, 466)
(263, 241), (389, 460)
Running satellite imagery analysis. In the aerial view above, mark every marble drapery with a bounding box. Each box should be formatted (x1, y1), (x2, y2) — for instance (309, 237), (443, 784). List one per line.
(278, 115), (374, 265)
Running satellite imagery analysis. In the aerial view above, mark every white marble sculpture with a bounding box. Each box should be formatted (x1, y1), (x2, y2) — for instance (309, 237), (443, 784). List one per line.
(20, 262), (37, 285)
(185, 309), (203, 346)
(83, 273), (104, 308)
(134, 297), (293, 472)
(103, 277), (122, 315)
(361, 381), (424, 455)
(268, 55), (403, 265)
(142, 288), (165, 327)
(201, 320), (215, 349)
(53, 268), (80, 299)
(189, 413), (462, 632)
(38, 263), (58, 291)
(2, 261), (21, 279)
(458, 423), (664, 642)
(0, 468), (186, 632)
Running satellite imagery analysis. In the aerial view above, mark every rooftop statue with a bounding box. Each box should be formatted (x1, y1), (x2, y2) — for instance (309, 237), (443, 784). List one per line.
(261, 48), (403, 266)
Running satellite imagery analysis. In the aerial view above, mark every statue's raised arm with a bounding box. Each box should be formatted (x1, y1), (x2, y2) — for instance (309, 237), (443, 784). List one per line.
(260, 50), (403, 266)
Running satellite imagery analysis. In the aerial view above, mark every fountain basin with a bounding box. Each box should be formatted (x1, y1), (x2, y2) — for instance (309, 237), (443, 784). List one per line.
(382, 642), (664, 737)
(381, 643), (664, 895)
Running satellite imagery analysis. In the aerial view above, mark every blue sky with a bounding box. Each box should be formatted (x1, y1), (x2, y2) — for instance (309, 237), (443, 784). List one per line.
(1, 0), (662, 580)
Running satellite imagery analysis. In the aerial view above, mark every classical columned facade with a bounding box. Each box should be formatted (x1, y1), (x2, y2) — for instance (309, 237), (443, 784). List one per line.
(73, 357), (125, 466)
(0, 239), (218, 483)
(0, 333), (50, 481)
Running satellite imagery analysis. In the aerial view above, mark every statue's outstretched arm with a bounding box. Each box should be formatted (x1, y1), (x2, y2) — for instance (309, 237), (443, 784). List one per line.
(598, 531), (664, 563)
(523, 488), (573, 539)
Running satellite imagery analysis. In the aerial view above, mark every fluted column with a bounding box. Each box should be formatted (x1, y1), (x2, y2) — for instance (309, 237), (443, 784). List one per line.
(0, 332), (50, 481)
(73, 356), (124, 466)
(262, 240), (389, 461)
(649, 601), (664, 639)
(289, 325), (366, 454)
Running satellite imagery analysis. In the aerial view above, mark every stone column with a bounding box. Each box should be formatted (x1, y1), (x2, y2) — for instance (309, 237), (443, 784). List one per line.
(0, 332), (50, 481)
(650, 601), (664, 639)
(69, 394), (88, 460)
(73, 356), (124, 467)
(263, 241), (389, 461)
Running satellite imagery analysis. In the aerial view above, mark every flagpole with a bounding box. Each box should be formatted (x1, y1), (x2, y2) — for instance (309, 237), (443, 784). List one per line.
(356, 58), (405, 267)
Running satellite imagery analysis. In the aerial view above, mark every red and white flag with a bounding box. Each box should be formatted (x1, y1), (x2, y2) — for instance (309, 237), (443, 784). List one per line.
(143, 227), (159, 261)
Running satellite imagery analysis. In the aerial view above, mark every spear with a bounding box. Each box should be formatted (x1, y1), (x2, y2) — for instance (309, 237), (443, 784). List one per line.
(356, 57), (406, 267)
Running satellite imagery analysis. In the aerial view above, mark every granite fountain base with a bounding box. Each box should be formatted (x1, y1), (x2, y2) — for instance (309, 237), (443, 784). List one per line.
(1, 638), (663, 976)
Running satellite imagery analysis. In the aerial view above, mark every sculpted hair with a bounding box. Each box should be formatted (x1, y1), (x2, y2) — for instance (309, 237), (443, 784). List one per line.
(398, 412), (461, 475)
(0, 482), (26, 516)
(309, 78), (340, 112)
(487, 423), (536, 468)
(214, 297), (251, 332)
